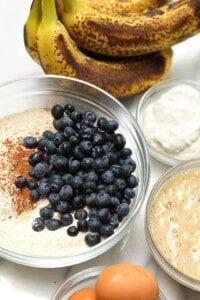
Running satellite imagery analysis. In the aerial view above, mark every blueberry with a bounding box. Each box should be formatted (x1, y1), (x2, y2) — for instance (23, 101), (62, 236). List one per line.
(45, 140), (57, 154)
(61, 213), (73, 226)
(62, 173), (74, 185)
(97, 117), (108, 130)
(33, 163), (48, 179)
(83, 171), (98, 183)
(30, 189), (40, 202)
(68, 159), (81, 173)
(110, 164), (121, 176)
(77, 218), (88, 232)
(120, 164), (133, 178)
(85, 233), (101, 247)
(72, 145), (85, 160)
(79, 140), (93, 153)
(63, 126), (76, 140)
(48, 193), (60, 206)
(101, 170), (115, 185)
(70, 110), (82, 123)
(53, 156), (68, 171)
(99, 224), (114, 237)
(37, 138), (47, 150)
(105, 184), (117, 196)
(27, 179), (38, 190)
(114, 133), (126, 149)
(56, 201), (71, 214)
(53, 117), (74, 131)
(98, 208), (111, 223)
(124, 187), (135, 200)
(83, 111), (97, 123)
(64, 103), (75, 114)
(40, 206), (54, 220)
(28, 151), (43, 166)
(117, 202), (130, 218)
(53, 132), (65, 146)
(92, 133), (105, 145)
(115, 178), (127, 191)
(15, 175), (27, 189)
(91, 146), (104, 158)
(67, 225), (79, 236)
(124, 158), (136, 172)
(59, 141), (70, 156)
(87, 217), (101, 232)
(32, 217), (45, 232)
(83, 181), (96, 193)
(106, 119), (119, 133)
(110, 196), (120, 208)
(74, 208), (88, 219)
(81, 157), (93, 171)
(85, 193), (97, 207)
(72, 175), (83, 190)
(51, 104), (64, 119)
(59, 185), (74, 201)
(49, 177), (63, 193)
(126, 175), (138, 188)
(42, 130), (54, 140)
(120, 147), (132, 158)
(23, 136), (38, 149)
(68, 135), (80, 148)
(109, 214), (119, 228)
(45, 219), (62, 231)
(37, 182), (50, 197)
(72, 194), (85, 210)
(95, 191), (111, 207)
(88, 207), (99, 218)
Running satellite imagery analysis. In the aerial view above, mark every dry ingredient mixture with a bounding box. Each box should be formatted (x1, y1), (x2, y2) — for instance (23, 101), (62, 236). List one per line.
(143, 84), (200, 160)
(0, 105), (138, 256)
(149, 169), (200, 280)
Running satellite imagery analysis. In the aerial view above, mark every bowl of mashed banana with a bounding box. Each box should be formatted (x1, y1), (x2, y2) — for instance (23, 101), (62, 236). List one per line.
(0, 75), (149, 268)
(145, 159), (200, 291)
(136, 79), (200, 166)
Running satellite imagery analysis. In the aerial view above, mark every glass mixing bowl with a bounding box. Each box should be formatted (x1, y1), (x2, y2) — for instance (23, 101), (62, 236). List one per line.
(145, 159), (200, 291)
(52, 266), (167, 300)
(0, 75), (149, 268)
(136, 79), (200, 166)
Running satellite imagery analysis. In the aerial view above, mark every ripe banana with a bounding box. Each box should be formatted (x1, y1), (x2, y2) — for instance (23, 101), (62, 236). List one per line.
(60, 0), (200, 57)
(82, 0), (168, 13)
(23, 0), (42, 64)
(36, 0), (173, 99)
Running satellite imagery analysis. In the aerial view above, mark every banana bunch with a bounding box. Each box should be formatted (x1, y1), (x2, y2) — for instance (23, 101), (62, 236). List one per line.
(23, 0), (175, 98)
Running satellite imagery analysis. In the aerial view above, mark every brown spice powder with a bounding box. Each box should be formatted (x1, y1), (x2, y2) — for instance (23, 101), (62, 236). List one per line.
(1, 138), (35, 214)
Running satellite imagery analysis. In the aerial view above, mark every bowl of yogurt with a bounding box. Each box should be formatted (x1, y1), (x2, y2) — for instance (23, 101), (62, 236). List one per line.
(52, 265), (167, 300)
(145, 159), (200, 291)
(136, 79), (200, 166)
(0, 75), (149, 268)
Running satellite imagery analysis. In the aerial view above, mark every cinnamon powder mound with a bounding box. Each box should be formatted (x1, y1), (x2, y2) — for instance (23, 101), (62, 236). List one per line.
(1, 138), (35, 214)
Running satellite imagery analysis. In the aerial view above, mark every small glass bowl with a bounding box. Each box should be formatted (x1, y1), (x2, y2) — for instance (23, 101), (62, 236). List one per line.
(145, 159), (200, 291)
(0, 75), (150, 268)
(136, 79), (200, 166)
(52, 266), (167, 300)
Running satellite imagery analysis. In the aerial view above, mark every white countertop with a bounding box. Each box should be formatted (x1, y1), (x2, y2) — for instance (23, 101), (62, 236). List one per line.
(0, 1), (200, 299)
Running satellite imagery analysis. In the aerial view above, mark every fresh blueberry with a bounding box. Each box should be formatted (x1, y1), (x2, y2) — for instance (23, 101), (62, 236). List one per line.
(98, 208), (111, 223)
(124, 187), (135, 200)
(101, 170), (115, 185)
(61, 213), (73, 226)
(42, 130), (54, 140)
(88, 207), (99, 218)
(83, 171), (98, 183)
(77, 218), (88, 232)
(28, 151), (43, 166)
(114, 133), (126, 149)
(51, 104), (64, 119)
(32, 217), (45, 232)
(67, 225), (79, 236)
(62, 173), (74, 185)
(120, 147), (132, 158)
(106, 119), (119, 133)
(63, 126), (76, 140)
(56, 201), (71, 214)
(83, 111), (97, 123)
(23, 136), (38, 149)
(45, 219), (62, 231)
(70, 110), (82, 123)
(92, 133), (105, 145)
(64, 103), (75, 114)
(74, 208), (88, 219)
(48, 193), (60, 207)
(95, 191), (111, 207)
(126, 175), (138, 188)
(33, 163), (48, 179)
(97, 117), (108, 130)
(30, 189), (40, 202)
(81, 157), (94, 171)
(115, 178), (127, 191)
(72, 194), (85, 210)
(117, 202), (130, 218)
(15, 175), (27, 189)
(72, 175), (83, 190)
(45, 140), (57, 154)
(91, 146), (104, 158)
(120, 164), (133, 178)
(40, 206), (54, 220)
(59, 185), (74, 201)
(27, 179), (38, 190)
(79, 140), (93, 153)
(87, 217), (101, 232)
(85, 233), (101, 247)
(85, 193), (97, 207)
(99, 224), (114, 237)
(68, 159), (81, 173)
(53, 155), (68, 171)
(37, 182), (50, 197)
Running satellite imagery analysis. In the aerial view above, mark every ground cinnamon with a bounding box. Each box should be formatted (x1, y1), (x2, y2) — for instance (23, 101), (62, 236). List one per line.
(1, 138), (35, 214)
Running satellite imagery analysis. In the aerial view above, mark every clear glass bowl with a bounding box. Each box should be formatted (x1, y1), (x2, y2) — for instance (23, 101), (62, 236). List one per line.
(145, 159), (200, 291)
(0, 75), (150, 268)
(52, 266), (167, 300)
(136, 79), (200, 166)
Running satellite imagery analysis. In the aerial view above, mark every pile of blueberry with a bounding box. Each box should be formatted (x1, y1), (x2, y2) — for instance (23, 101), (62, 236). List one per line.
(15, 103), (138, 247)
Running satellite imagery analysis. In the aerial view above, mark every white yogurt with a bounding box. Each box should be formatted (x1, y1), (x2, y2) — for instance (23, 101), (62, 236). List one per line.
(143, 84), (200, 161)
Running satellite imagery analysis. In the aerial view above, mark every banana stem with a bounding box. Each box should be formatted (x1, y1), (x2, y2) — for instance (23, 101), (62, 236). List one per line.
(30, 0), (42, 23)
(42, 0), (58, 23)
(62, 0), (77, 12)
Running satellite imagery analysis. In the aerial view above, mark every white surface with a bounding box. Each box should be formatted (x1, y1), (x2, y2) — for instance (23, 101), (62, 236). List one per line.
(0, 1), (200, 299)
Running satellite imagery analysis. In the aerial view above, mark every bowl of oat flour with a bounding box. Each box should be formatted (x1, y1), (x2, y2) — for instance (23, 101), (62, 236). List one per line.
(0, 75), (149, 267)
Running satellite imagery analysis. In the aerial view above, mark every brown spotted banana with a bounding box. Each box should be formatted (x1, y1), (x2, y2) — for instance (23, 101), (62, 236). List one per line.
(23, 0), (42, 64)
(59, 0), (200, 57)
(36, 0), (173, 99)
